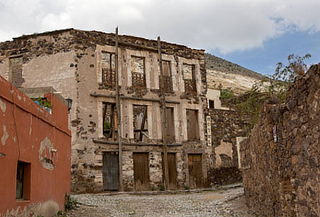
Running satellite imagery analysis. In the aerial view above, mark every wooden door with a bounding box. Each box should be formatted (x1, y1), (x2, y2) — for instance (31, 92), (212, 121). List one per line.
(103, 152), (119, 191)
(186, 109), (200, 141)
(188, 154), (203, 189)
(133, 153), (150, 191)
(162, 153), (177, 189)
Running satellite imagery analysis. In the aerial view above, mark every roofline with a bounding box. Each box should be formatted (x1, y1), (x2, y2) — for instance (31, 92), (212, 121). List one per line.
(10, 28), (205, 52)
(13, 28), (75, 40)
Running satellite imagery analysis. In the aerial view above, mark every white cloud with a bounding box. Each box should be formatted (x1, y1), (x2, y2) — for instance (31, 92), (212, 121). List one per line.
(0, 0), (320, 53)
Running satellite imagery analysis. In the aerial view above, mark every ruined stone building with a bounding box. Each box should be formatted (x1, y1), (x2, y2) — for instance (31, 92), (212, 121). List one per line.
(241, 64), (320, 217)
(206, 90), (250, 185)
(0, 29), (211, 192)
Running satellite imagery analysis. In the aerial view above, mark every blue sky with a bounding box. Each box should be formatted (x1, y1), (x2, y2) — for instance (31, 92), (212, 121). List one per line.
(213, 31), (320, 76)
(1, 0), (320, 77)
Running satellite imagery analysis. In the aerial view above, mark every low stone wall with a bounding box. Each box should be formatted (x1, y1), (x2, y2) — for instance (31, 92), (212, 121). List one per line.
(241, 64), (320, 217)
(207, 167), (242, 186)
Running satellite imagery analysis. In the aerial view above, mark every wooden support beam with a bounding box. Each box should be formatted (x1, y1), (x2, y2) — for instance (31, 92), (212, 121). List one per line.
(93, 139), (182, 147)
(90, 93), (180, 104)
(158, 36), (169, 191)
(115, 27), (123, 192)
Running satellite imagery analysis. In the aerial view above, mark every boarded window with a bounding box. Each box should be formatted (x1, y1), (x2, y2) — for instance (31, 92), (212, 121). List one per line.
(131, 56), (146, 88)
(160, 60), (173, 92)
(183, 64), (196, 94)
(209, 100), (215, 109)
(164, 107), (175, 143)
(162, 60), (171, 76)
(9, 56), (24, 88)
(102, 102), (118, 140)
(186, 109), (200, 141)
(16, 161), (30, 200)
(133, 105), (148, 142)
(101, 52), (116, 89)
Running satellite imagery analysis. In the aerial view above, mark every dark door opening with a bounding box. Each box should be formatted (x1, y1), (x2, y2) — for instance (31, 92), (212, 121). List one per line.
(103, 152), (119, 191)
(16, 161), (31, 200)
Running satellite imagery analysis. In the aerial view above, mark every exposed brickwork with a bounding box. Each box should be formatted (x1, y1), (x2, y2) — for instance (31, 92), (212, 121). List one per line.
(241, 64), (320, 217)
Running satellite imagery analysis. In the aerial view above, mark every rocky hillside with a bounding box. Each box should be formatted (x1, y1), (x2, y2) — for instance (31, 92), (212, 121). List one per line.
(206, 53), (266, 94)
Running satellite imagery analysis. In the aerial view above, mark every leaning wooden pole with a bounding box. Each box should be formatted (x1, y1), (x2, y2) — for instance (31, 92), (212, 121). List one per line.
(158, 36), (169, 190)
(115, 27), (123, 191)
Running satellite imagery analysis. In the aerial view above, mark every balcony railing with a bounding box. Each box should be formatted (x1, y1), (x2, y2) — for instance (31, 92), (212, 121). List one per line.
(184, 79), (197, 94)
(132, 72), (146, 88)
(101, 68), (116, 89)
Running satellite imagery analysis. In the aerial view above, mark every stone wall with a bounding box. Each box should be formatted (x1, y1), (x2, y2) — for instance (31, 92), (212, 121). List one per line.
(241, 64), (320, 217)
(208, 109), (250, 185)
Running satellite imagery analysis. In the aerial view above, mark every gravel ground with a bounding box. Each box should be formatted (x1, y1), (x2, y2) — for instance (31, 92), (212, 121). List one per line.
(67, 187), (255, 217)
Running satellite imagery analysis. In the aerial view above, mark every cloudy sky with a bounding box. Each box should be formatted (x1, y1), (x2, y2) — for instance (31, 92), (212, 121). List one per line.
(0, 0), (320, 75)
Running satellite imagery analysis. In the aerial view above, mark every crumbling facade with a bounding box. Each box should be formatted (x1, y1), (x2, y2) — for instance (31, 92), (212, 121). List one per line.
(0, 29), (211, 192)
(241, 64), (320, 217)
(0, 76), (71, 214)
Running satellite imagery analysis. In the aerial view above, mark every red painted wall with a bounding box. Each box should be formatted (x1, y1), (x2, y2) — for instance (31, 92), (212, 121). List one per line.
(0, 76), (71, 214)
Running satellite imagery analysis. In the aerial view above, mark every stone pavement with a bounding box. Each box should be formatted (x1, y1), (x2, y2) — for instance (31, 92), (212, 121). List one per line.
(67, 186), (255, 217)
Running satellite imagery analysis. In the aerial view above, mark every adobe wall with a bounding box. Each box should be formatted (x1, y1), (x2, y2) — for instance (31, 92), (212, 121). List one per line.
(0, 76), (71, 214)
(241, 64), (320, 217)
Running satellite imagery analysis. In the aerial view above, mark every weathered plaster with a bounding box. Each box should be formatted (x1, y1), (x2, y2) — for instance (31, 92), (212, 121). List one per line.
(215, 140), (233, 168)
(206, 89), (229, 110)
(1, 125), (9, 145)
(39, 137), (55, 170)
(0, 98), (6, 113)
(236, 137), (246, 168)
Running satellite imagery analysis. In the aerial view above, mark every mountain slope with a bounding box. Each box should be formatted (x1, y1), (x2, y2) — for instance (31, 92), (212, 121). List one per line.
(205, 53), (266, 94)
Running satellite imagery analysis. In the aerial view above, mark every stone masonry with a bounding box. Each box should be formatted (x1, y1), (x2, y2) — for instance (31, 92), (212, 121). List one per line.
(208, 108), (250, 186)
(0, 29), (211, 192)
(241, 64), (320, 217)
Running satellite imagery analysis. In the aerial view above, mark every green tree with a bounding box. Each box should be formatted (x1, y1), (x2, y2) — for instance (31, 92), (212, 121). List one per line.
(227, 54), (312, 128)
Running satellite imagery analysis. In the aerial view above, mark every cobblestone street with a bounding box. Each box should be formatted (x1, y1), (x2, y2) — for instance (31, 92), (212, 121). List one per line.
(68, 187), (255, 217)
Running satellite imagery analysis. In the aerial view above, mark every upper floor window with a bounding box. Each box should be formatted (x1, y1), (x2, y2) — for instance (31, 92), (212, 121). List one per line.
(102, 102), (118, 140)
(186, 109), (200, 141)
(133, 105), (148, 142)
(131, 56), (146, 88)
(208, 100), (215, 109)
(160, 60), (173, 93)
(182, 64), (197, 94)
(164, 107), (175, 143)
(101, 52), (116, 89)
